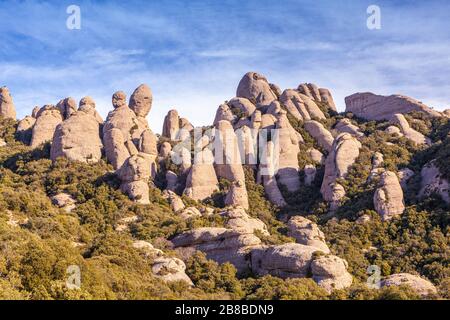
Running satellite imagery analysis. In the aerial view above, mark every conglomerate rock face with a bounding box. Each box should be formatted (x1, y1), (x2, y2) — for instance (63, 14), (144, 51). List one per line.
(345, 92), (442, 121)
(0, 86), (16, 120)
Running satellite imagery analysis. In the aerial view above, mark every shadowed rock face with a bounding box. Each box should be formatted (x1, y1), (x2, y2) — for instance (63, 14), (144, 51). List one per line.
(0, 86), (16, 120)
(345, 92), (441, 121)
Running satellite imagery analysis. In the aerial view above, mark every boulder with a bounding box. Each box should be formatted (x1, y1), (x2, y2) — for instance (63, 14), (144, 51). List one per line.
(321, 133), (361, 207)
(172, 227), (262, 274)
(0, 87), (16, 120)
(345, 92), (441, 121)
(269, 83), (282, 97)
(56, 97), (77, 120)
(307, 148), (325, 164)
(258, 141), (287, 207)
(165, 170), (178, 192)
(334, 118), (364, 137)
(311, 255), (353, 293)
(319, 88), (337, 111)
(250, 243), (321, 278)
(287, 216), (330, 253)
(297, 93), (326, 120)
(390, 114), (430, 145)
(78, 96), (103, 123)
(51, 193), (76, 212)
(129, 84), (152, 117)
(184, 149), (219, 200)
(385, 125), (403, 137)
(381, 273), (437, 297)
(221, 206), (269, 236)
(228, 97), (256, 117)
(16, 116), (36, 144)
(374, 171), (405, 221)
(162, 109), (180, 140)
(163, 190), (185, 212)
(304, 164), (317, 186)
(236, 72), (277, 106)
(419, 160), (449, 203)
(224, 180), (249, 210)
(50, 103), (103, 163)
(117, 153), (152, 204)
(279, 89), (310, 121)
(304, 120), (334, 152)
(213, 104), (235, 126)
(272, 110), (301, 192)
(30, 106), (63, 148)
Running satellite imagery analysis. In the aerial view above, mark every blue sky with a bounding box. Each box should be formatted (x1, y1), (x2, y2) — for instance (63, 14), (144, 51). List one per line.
(1, 0), (449, 132)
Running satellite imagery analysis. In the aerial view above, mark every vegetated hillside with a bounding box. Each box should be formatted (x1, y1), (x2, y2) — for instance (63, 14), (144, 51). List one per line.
(0, 107), (448, 300)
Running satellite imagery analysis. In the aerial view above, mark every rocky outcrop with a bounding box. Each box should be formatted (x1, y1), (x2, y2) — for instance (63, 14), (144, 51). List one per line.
(297, 83), (321, 101)
(0, 87), (16, 120)
(56, 97), (77, 120)
(133, 240), (193, 285)
(51, 193), (76, 212)
(162, 109), (180, 140)
(30, 105), (63, 148)
(321, 133), (361, 209)
(287, 216), (330, 253)
(334, 119), (364, 137)
(374, 171), (405, 221)
(307, 148), (325, 164)
(304, 164), (317, 186)
(297, 93), (326, 120)
(117, 153), (152, 204)
(279, 89), (311, 121)
(228, 97), (256, 118)
(390, 114), (430, 145)
(274, 110), (301, 192)
(381, 273), (437, 297)
(311, 255), (353, 293)
(319, 88), (337, 111)
(50, 98), (103, 163)
(250, 243), (320, 278)
(345, 92), (441, 121)
(103, 87), (158, 200)
(419, 160), (449, 203)
(129, 84), (152, 117)
(214, 120), (249, 209)
(16, 116), (36, 144)
(213, 104), (236, 125)
(162, 190), (185, 213)
(222, 207), (269, 235)
(398, 168), (414, 190)
(173, 227), (262, 274)
(304, 120), (334, 152)
(184, 149), (219, 200)
(258, 141), (287, 207)
(236, 72), (277, 106)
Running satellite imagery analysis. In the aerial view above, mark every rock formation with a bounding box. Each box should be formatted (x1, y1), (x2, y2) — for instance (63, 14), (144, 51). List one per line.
(0, 87), (16, 120)
(381, 273), (437, 297)
(162, 109), (180, 140)
(311, 255), (353, 293)
(287, 216), (330, 253)
(321, 133), (361, 209)
(345, 92), (441, 121)
(390, 114), (430, 145)
(50, 97), (103, 163)
(334, 118), (364, 137)
(419, 160), (449, 203)
(236, 72), (277, 106)
(304, 120), (334, 152)
(373, 171), (405, 221)
(184, 149), (219, 200)
(117, 153), (153, 204)
(16, 116), (36, 144)
(30, 105), (63, 148)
